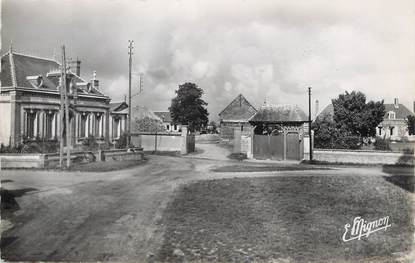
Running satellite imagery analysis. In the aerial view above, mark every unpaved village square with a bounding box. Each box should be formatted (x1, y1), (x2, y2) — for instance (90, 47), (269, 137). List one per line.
(1, 143), (414, 262)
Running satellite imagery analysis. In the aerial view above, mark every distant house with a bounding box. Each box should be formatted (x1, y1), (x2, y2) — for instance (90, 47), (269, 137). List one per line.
(153, 111), (181, 132)
(315, 98), (415, 140)
(218, 94), (257, 139)
(377, 98), (414, 139)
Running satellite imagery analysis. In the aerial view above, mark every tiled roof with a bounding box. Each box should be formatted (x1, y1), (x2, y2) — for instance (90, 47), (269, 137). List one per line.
(154, 111), (172, 122)
(384, 104), (414, 119)
(249, 104), (307, 123)
(219, 94), (257, 122)
(134, 106), (162, 121)
(315, 103), (414, 122)
(1, 53), (13, 86)
(1, 51), (106, 97)
(315, 104), (334, 122)
(110, 101), (128, 112)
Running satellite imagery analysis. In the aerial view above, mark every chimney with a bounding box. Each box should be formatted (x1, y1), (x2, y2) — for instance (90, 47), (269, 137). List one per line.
(92, 70), (99, 90)
(314, 99), (319, 118)
(394, 98), (399, 108)
(69, 59), (81, 77)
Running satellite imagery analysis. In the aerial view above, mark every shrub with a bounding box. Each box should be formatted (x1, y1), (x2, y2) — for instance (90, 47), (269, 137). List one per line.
(115, 133), (128, 149)
(82, 135), (99, 151)
(374, 137), (391, 151)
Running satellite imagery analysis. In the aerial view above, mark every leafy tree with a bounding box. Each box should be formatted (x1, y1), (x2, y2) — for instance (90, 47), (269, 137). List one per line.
(208, 120), (217, 133)
(332, 91), (385, 139)
(169, 82), (209, 132)
(407, 115), (415, 135)
(135, 117), (166, 133)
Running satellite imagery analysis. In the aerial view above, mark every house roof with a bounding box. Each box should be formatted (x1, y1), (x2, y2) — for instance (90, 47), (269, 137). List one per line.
(249, 104), (308, 123)
(110, 101), (128, 112)
(219, 94), (257, 122)
(154, 111), (172, 122)
(315, 103), (334, 122)
(384, 104), (414, 119)
(134, 106), (162, 121)
(315, 102), (414, 122)
(1, 51), (107, 98)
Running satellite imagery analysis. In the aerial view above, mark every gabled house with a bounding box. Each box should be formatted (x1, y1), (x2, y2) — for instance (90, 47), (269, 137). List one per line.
(153, 111), (181, 132)
(0, 46), (126, 147)
(377, 98), (414, 139)
(218, 94), (257, 139)
(314, 98), (414, 140)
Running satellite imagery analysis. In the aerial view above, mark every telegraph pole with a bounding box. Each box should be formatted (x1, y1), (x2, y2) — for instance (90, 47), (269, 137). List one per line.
(63, 46), (71, 168)
(127, 40), (134, 147)
(59, 48), (65, 168)
(308, 87), (313, 161)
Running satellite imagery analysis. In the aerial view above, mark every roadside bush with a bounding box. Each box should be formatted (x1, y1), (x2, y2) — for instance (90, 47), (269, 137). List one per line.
(82, 135), (99, 151)
(374, 137), (391, 151)
(0, 143), (23, 153)
(115, 133), (128, 149)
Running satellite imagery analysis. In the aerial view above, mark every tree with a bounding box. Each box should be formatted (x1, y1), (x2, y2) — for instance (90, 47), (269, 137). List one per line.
(407, 115), (415, 135)
(332, 91), (385, 139)
(208, 120), (217, 133)
(135, 117), (166, 132)
(169, 82), (209, 132)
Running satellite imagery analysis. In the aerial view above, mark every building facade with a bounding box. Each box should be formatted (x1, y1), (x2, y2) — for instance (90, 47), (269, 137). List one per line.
(218, 94), (257, 139)
(0, 48), (127, 147)
(153, 111), (182, 132)
(376, 98), (414, 140)
(315, 98), (414, 140)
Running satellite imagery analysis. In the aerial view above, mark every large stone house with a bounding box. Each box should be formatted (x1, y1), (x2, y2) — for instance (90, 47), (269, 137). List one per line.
(376, 98), (414, 139)
(315, 98), (414, 140)
(218, 94), (257, 139)
(0, 47), (127, 147)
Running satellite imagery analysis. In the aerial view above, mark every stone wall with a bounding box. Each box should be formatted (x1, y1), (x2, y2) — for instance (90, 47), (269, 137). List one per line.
(313, 149), (414, 165)
(132, 126), (195, 154)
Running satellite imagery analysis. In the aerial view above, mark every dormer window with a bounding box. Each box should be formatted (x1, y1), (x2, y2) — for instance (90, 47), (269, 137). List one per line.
(26, 75), (44, 88)
(387, 111), (396, 119)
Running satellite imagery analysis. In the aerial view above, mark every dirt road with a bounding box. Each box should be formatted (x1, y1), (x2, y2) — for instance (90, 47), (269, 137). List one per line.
(1, 153), (413, 262)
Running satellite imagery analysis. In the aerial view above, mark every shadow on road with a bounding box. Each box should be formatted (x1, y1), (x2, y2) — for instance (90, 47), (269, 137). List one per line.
(382, 165), (414, 193)
(1, 187), (38, 212)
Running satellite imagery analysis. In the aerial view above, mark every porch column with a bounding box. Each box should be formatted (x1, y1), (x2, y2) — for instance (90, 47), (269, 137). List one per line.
(52, 112), (56, 139)
(34, 111), (39, 138)
(39, 110), (44, 139)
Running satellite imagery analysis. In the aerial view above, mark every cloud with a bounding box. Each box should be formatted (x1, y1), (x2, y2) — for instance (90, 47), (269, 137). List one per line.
(2, 0), (415, 119)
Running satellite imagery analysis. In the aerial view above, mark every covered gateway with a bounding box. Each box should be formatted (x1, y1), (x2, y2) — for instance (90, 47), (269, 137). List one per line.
(249, 104), (308, 160)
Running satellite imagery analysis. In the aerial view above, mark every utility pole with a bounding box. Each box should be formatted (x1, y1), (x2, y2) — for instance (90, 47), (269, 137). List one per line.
(63, 46), (71, 168)
(127, 40), (134, 147)
(308, 87), (313, 161)
(59, 48), (65, 168)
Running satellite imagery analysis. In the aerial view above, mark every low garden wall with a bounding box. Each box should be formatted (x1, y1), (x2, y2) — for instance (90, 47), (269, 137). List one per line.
(313, 149), (414, 165)
(0, 148), (144, 169)
(0, 154), (46, 169)
(132, 126), (195, 154)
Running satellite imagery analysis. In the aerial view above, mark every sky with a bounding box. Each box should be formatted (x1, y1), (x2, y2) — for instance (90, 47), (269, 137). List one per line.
(1, 0), (414, 120)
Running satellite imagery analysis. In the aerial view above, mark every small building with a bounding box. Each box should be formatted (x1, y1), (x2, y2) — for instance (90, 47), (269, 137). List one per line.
(109, 101), (128, 141)
(377, 98), (414, 140)
(0, 47), (127, 148)
(153, 111), (181, 132)
(218, 94), (257, 139)
(249, 104), (308, 160)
